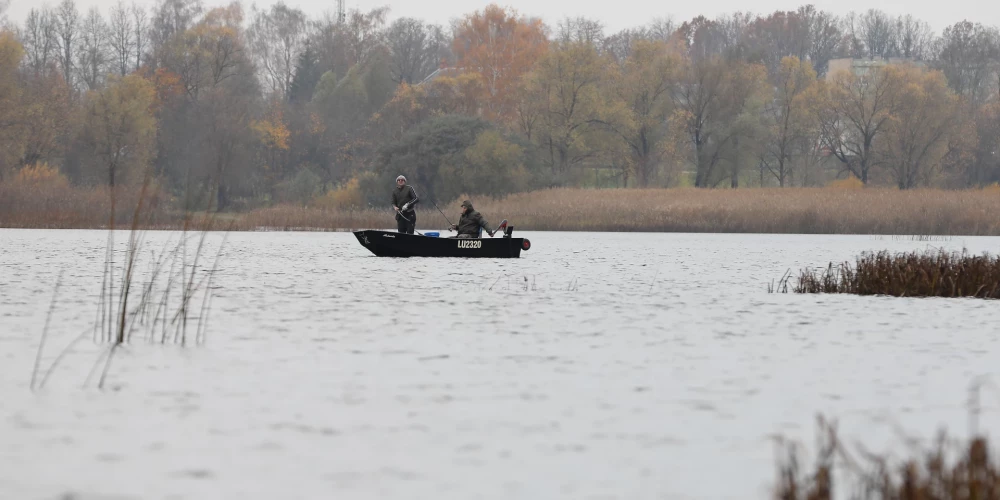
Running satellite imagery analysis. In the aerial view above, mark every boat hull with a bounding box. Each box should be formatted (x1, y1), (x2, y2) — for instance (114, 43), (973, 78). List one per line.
(353, 230), (525, 258)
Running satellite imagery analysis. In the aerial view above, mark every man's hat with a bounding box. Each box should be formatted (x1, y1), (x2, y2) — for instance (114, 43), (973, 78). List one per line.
(461, 200), (473, 209)
(396, 175), (406, 182)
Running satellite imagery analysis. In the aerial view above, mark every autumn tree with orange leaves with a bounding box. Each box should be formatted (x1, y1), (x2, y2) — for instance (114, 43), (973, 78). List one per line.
(452, 4), (548, 122)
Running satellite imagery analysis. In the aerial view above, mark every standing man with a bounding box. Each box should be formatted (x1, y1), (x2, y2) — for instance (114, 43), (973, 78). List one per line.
(391, 175), (419, 234)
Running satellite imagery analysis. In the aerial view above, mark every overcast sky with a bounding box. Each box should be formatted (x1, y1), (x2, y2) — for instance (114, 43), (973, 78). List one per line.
(5, 0), (999, 35)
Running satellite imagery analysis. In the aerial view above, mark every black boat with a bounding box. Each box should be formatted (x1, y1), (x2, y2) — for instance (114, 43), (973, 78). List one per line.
(353, 223), (531, 258)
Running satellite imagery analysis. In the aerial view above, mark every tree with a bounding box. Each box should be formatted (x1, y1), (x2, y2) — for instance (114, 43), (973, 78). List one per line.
(457, 129), (531, 198)
(801, 6), (841, 77)
(672, 55), (769, 187)
(0, 30), (25, 178)
(385, 18), (449, 85)
(374, 114), (491, 203)
(607, 39), (683, 186)
(556, 16), (604, 45)
(81, 73), (157, 186)
(19, 70), (71, 168)
(881, 66), (962, 189)
(132, 2), (148, 72)
(844, 9), (897, 60)
(524, 41), (613, 175)
(818, 65), (898, 184)
(967, 103), (1000, 186)
(761, 56), (820, 186)
(342, 6), (389, 67)
(22, 7), (58, 76)
(109, 1), (135, 76)
(247, 2), (307, 98)
(373, 114), (534, 203)
(77, 7), (109, 90)
(935, 22), (1000, 107)
(55, 0), (79, 88)
(452, 4), (548, 122)
(288, 42), (321, 104)
(894, 15), (934, 60)
(149, 0), (203, 67)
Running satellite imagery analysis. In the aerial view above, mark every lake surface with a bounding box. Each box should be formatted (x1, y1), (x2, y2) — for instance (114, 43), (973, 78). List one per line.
(2, 229), (999, 499)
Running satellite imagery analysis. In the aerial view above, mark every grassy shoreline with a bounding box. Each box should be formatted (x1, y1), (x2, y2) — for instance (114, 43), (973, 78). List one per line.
(4, 186), (1000, 235)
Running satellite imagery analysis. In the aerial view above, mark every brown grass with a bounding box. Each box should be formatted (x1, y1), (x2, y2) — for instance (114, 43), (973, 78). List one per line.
(5, 185), (1000, 234)
(793, 249), (1000, 298)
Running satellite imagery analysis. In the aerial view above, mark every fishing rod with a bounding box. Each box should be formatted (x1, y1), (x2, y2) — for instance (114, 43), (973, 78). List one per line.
(394, 208), (424, 236)
(409, 185), (455, 231)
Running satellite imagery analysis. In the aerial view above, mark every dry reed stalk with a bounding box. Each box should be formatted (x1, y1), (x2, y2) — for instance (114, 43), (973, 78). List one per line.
(27, 172), (224, 390)
(776, 417), (1000, 499)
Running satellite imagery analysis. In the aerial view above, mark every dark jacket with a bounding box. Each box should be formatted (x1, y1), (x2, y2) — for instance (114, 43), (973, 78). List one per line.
(456, 207), (489, 236)
(391, 184), (419, 218)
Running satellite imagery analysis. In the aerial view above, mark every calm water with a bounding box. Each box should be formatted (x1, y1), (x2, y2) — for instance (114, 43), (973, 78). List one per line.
(2, 229), (999, 499)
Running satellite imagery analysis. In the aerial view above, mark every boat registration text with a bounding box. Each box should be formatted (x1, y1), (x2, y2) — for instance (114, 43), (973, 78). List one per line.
(457, 240), (482, 249)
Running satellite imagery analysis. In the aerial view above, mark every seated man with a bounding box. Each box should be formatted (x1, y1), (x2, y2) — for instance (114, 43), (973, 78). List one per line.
(450, 200), (494, 238)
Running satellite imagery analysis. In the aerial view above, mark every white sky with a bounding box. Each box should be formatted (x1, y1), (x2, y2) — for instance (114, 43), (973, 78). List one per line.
(5, 0), (999, 35)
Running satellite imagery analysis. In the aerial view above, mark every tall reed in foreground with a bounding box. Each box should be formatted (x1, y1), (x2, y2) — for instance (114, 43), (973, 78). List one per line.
(792, 249), (1000, 298)
(31, 172), (228, 391)
(776, 413), (1000, 499)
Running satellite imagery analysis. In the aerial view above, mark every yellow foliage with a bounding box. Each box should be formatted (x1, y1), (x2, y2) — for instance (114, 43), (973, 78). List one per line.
(252, 116), (290, 150)
(827, 176), (865, 189)
(984, 182), (1000, 193)
(14, 163), (69, 188)
(315, 177), (363, 209)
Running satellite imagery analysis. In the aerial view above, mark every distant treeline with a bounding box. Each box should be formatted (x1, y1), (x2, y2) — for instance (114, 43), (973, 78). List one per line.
(1, 1), (999, 212)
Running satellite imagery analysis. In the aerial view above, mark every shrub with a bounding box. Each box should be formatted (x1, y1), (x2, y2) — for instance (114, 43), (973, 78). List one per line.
(14, 163), (70, 188)
(315, 177), (364, 210)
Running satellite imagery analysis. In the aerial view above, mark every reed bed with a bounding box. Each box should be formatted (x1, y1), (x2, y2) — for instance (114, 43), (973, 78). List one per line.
(793, 249), (1000, 298)
(0, 180), (174, 229)
(5, 185), (1000, 234)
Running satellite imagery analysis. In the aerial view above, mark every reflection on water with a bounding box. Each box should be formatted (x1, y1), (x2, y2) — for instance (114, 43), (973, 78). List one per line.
(1, 229), (999, 499)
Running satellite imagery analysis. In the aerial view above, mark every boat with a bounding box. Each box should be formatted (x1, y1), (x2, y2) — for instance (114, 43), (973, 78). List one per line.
(353, 222), (531, 258)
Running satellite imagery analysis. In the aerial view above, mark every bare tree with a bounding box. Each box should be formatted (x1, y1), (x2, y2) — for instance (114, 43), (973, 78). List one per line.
(247, 2), (307, 97)
(131, 2), (148, 72)
(150, 0), (203, 65)
(385, 18), (449, 84)
(109, 1), (134, 76)
(602, 19), (676, 64)
(77, 7), (109, 90)
(935, 21), (1000, 107)
(801, 6), (841, 76)
(715, 11), (756, 59)
(647, 17), (677, 42)
(343, 6), (389, 67)
(556, 16), (604, 45)
(895, 14), (934, 60)
(22, 8), (59, 75)
(849, 9), (896, 60)
(53, 0), (80, 88)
